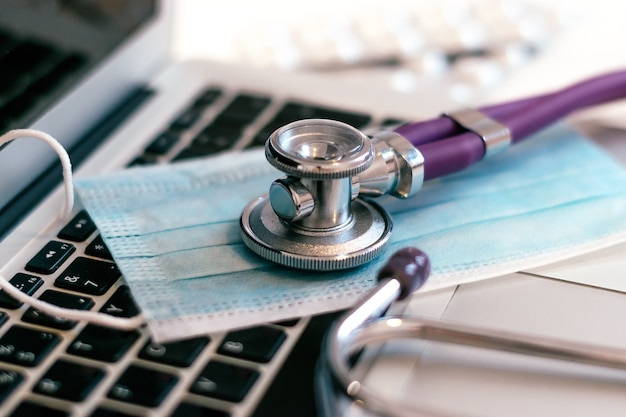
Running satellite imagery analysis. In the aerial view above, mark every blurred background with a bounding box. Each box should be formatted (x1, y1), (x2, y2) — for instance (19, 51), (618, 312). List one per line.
(171, 0), (626, 125)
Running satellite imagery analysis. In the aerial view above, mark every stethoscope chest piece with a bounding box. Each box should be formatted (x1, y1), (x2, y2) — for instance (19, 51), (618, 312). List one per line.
(240, 119), (393, 270)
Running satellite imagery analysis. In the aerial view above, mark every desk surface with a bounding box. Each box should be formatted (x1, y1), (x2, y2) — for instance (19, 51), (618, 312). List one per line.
(407, 274), (626, 417)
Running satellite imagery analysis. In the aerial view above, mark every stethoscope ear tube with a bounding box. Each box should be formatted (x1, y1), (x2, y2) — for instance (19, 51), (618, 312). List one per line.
(320, 247), (626, 417)
(320, 248), (436, 417)
(397, 69), (626, 180)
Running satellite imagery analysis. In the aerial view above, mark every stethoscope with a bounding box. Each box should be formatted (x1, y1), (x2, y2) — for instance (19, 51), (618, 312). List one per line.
(316, 247), (626, 417)
(240, 69), (626, 271)
(237, 71), (626, 415)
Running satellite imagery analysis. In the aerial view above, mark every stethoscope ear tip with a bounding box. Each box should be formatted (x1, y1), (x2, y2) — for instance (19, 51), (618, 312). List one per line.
(377, 247), (431, 300)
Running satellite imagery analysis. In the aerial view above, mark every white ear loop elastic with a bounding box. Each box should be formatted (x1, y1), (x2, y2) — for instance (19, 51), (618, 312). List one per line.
(0, 129), (145, 331)
(1, 129), (74, 219)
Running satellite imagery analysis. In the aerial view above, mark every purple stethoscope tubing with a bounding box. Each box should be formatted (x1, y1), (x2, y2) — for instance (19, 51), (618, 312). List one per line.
(395, 69), (626, 180)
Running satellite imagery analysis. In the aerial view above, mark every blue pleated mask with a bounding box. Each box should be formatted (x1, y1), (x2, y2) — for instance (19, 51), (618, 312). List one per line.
(75, 124), (626, 342)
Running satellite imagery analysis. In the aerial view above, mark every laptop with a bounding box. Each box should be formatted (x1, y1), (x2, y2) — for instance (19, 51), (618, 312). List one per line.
(1, 1), (626, 416)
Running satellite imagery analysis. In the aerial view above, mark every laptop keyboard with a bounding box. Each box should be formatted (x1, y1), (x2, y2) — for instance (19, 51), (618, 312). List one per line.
(131, 88), (384, 167)
(0, 87), (395, 417)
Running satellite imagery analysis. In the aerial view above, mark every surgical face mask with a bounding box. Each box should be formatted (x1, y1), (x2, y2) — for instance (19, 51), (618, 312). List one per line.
(74, 123), (626, 342)
(4, 124), (626, 342)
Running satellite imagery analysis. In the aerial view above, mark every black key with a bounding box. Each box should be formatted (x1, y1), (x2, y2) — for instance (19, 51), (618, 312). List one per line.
(145, 131), (180, 155)
(315, 107), (371, 128)
(174, 126), (240, 161)
(89, 408), (142, 417)
(173, 131), (240, 161)
(55, 257), (120, 295)
(22, 290), (94, 330)
(33, 359), (104, 402)
(108, 365), (178, 407)
(192, 87), (222, 108)
(127, 153), (157, 167)
(380, 118), (407, 127)
(0, 368), (22, 403)
(278, 102), (371, 128)
(0, 273), (43, 309)
(25, 241), (75, 274)
(190, 361), (259, 402)
(89, 408), (141, 417)
(68, 325), (139, 363)
(57, 210), (96, 242)
(250, 102), (371, 148)
(85, 235), (113, 260)
(274, 318), (299, 327)
(271, 102), (323, 123)
(138, 336), (210, 367)
(8, 401), (69, 417)
(172, 147), (204, 162)
(100, 286), (140, 318)
(218, 326), (286, 363)
(251, 312), (340, 417)
(170, 403), (229, 417)
(0, 325), (60, 367)
(171, 106), (203, 129)
(212, 94), (270, 129)
(191, 125), (240, 153)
